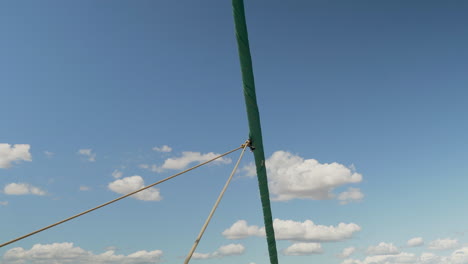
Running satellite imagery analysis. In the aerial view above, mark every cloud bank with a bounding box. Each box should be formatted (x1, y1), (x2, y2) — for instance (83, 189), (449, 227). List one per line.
(223, 219), (361, 242)
(2, 242), (163, 264)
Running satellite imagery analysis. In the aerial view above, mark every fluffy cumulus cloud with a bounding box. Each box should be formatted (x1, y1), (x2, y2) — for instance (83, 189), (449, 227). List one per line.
(342, 247), (468, 264)
(152, 145), (172, 153)
(428, 238), (459, 251)
(273, 219), (361, 242)
(3, 183), (46, 196)
(0, 144), (32, 169)
(161, 151), (231, 170)
(367, 242), (400, 255)
(244, 151), (362, 201)
(2, 242), (163, 264)
(407, 237), (424, 247)
(223, 219), (360, 242)
(78, 149), (96, 162)
(339, 247), (356, 258)
(451, 247), (468, 264)
(338, 188), (364, 204)
(192, 244), (245, 259)
(283, 242), (323, 256)
(108, 176), (162, 201)
(222, 220), (264, 239)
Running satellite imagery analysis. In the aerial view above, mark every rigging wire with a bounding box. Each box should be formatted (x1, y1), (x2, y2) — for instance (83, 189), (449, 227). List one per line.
(0, 144), (244, 249)
(184, 140), (250, 264)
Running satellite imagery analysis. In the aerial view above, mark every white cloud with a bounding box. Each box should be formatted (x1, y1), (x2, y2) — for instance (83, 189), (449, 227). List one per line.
(79, 186), (90, 191)
(242, 162), (257, 177)
(191, 252), (211, 259)
(138, 164), (162, 173)
(112, 169), (123, 179)
(0, 144), (32, 169)
(273, 219), (361, 242)
(108, 176), (162, 201)
(44, 151), (54, 157)
(217, 244), (245, 256)
(138, 164), (149, 169)
(2, 242), (163, 264)
(428, 238), (458, 251)
(338, 188), (364, 204)
(105, 246), (119, 252)
(78, 149), (96, 162)
(342, 252), (417, 264)
(161, 151), (231, 170)
(150, 165), (162, 173)
(367, 242), (400, 255)
(283, 243), (323, 256)
(0, 201), (8, 206)
(3, 183), (47, 196)
(192, 244), (245, 259)
(223, 219), (361, 242)
(419, 252), (443, 264)
(222, 220), (264, 239)
(339, 247), (356, 258)
(407, 237), (424, 247)
(342, 247), (468, 264)
(152, 145), (172, 153)
(451, 247), (468, 264)
(244, 151), (362, 201)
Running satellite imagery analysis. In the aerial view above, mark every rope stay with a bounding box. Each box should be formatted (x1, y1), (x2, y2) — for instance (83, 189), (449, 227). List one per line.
(0, 144), (244, 249)
(184, 140), (250, 264)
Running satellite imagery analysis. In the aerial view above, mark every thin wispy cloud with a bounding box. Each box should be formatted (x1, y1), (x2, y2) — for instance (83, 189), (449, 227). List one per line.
(77, 149), (96, 162)
(44, 151), (54, 158)
(111, 169), (123, 179)
(339, 247), (356, 258)
(79, 185), (90, 191)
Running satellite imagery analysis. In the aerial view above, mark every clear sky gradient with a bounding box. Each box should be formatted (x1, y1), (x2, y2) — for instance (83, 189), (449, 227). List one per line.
(1, 1), (468, 264)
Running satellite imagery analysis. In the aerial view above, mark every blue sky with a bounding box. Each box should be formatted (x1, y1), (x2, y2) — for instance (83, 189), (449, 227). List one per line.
(1, 1), (468, 264)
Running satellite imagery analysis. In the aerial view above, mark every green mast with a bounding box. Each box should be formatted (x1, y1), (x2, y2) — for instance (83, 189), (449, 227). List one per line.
(232, 1), (279, 263)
